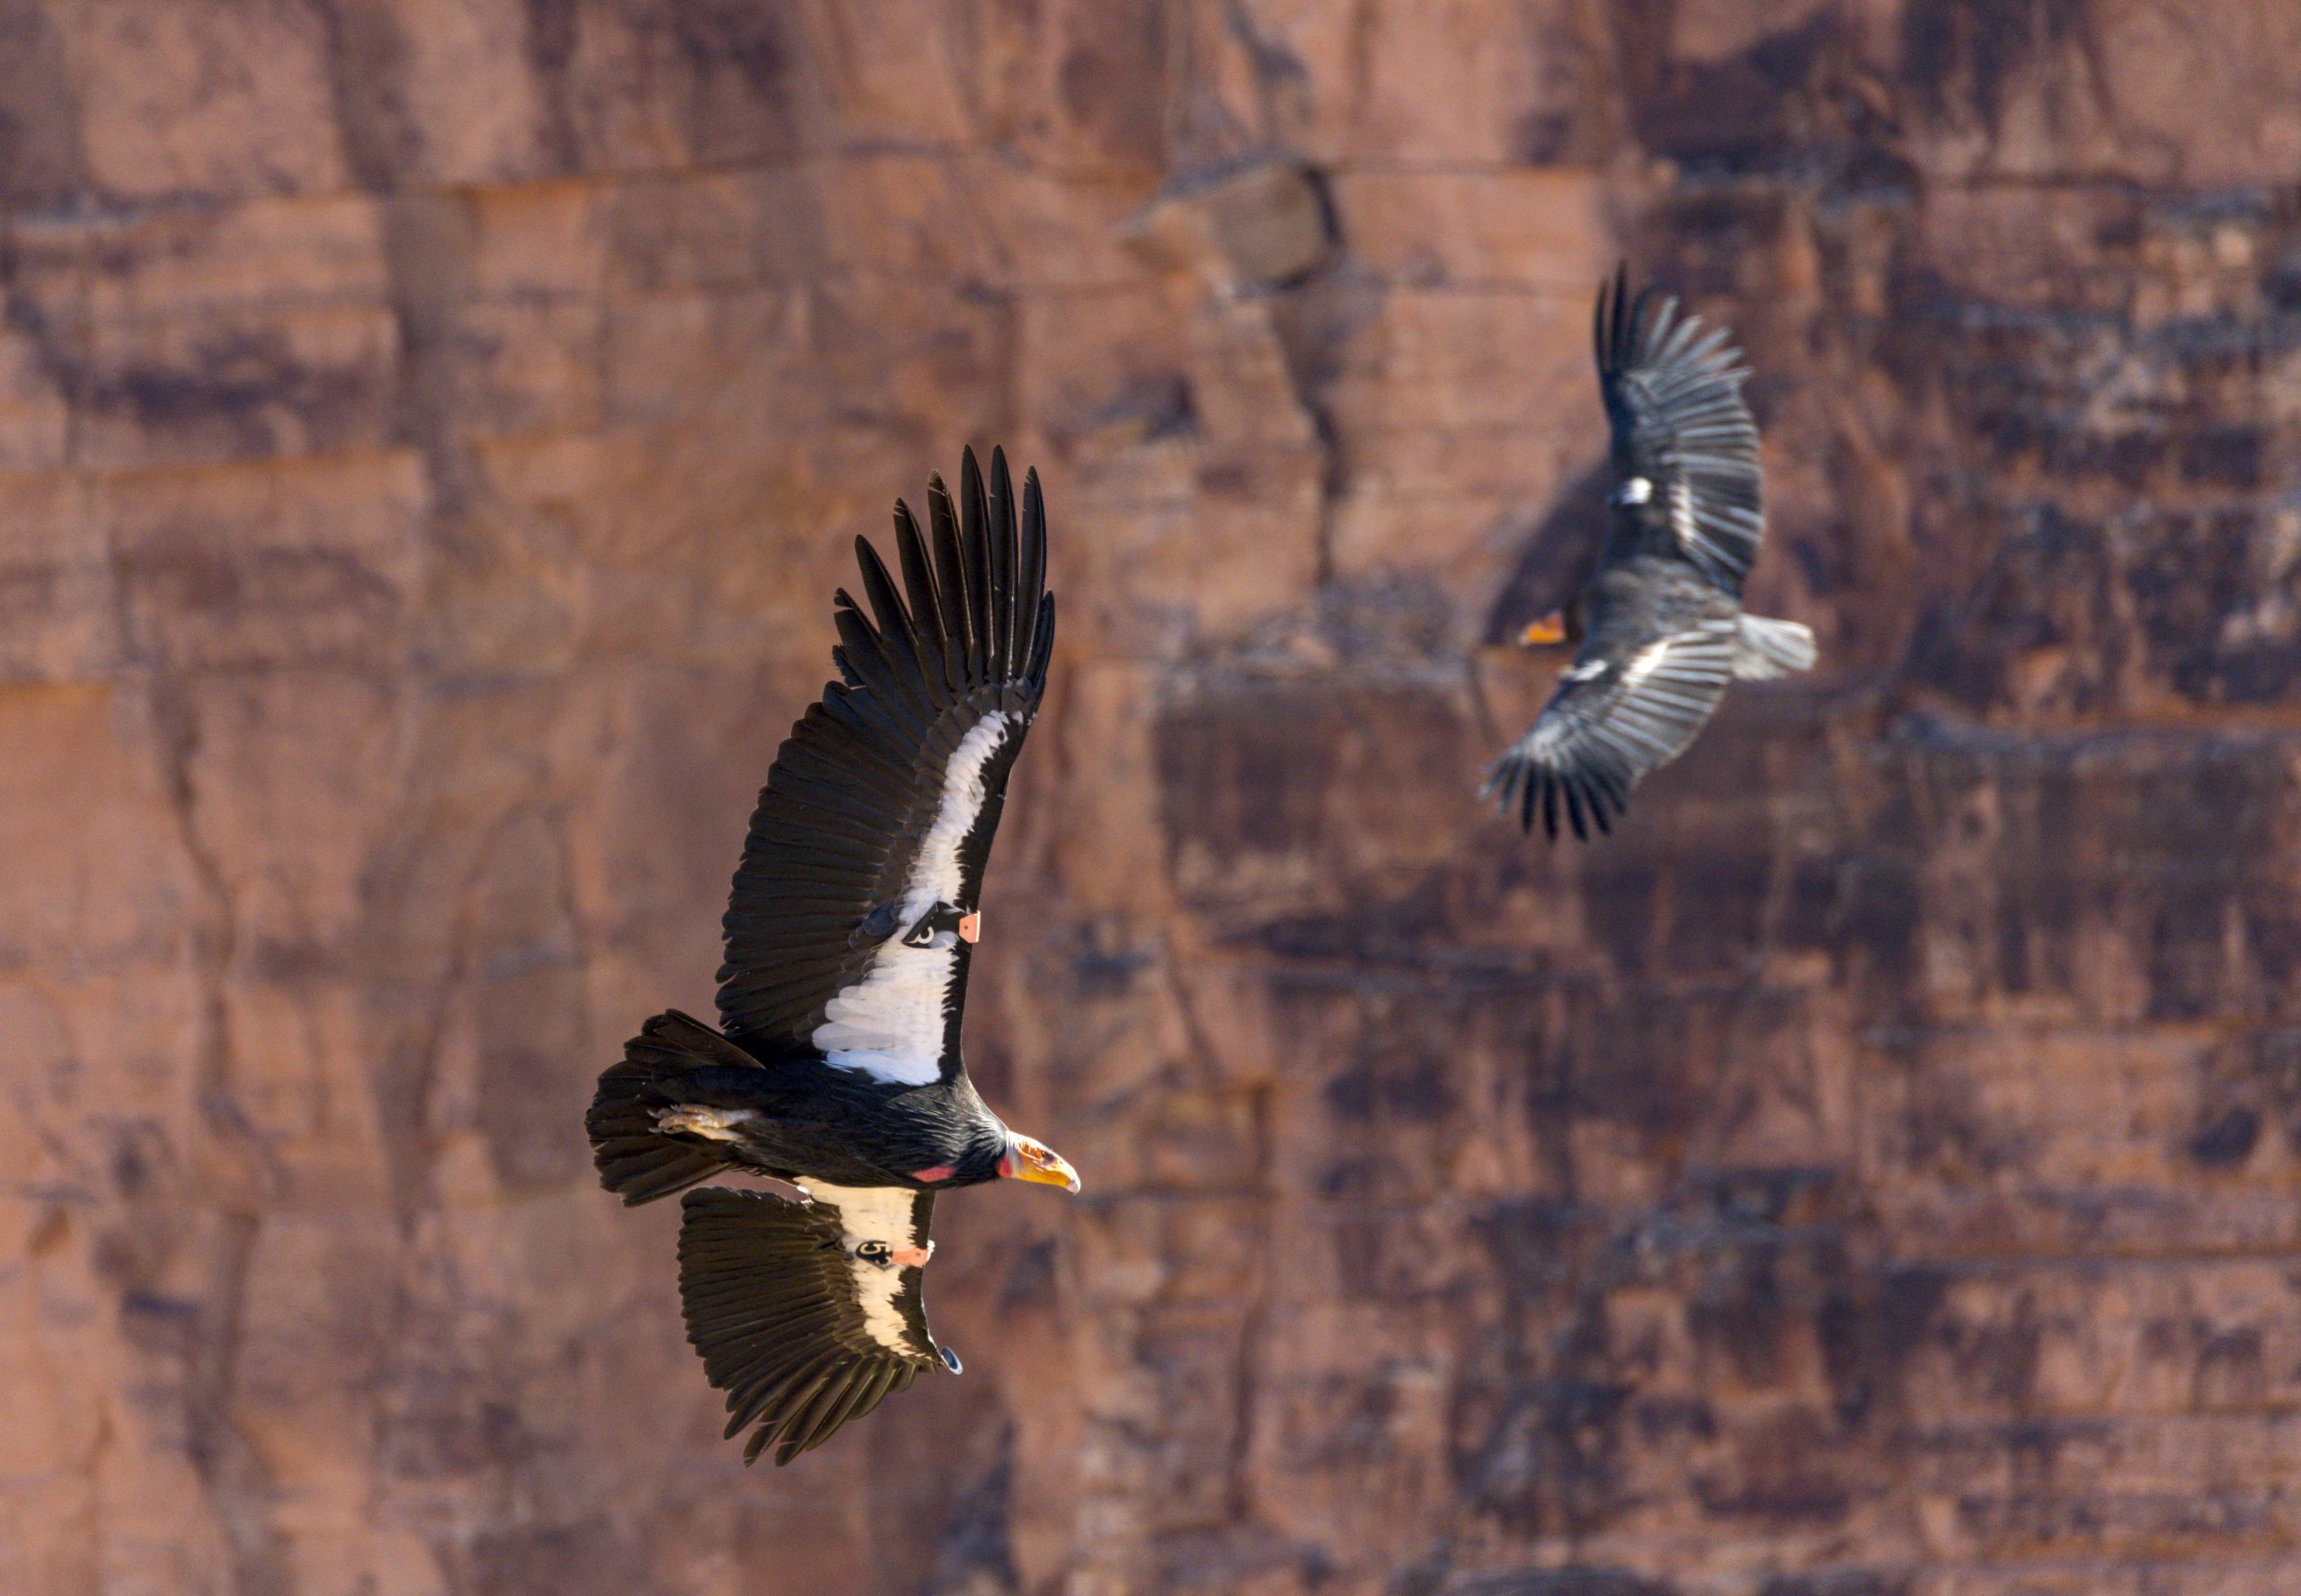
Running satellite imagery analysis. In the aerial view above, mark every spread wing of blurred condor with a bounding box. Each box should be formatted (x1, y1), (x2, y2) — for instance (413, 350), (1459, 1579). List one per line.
(1485, 268), (1816, 840)
(585, 448), (1079, 1467)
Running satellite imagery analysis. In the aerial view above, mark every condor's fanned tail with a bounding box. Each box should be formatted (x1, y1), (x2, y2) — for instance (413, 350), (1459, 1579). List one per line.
(586, 1010), (763, 1204)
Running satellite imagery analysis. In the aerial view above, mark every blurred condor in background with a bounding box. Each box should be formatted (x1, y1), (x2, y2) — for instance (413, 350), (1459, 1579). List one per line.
(1487, 268), (1816, 841)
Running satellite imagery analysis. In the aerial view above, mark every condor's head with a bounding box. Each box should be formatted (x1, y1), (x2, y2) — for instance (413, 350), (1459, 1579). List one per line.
(997, 1131), (1079, 1193)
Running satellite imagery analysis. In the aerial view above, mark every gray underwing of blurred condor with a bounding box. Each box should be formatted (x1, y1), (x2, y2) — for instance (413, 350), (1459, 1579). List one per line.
(1486, 268), (1817, 841)
(587, 448), (1078, 1467)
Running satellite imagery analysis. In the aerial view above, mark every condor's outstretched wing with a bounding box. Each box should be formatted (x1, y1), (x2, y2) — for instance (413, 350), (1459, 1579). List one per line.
(715, 448), (1055, 1085)
(1484, 616), (1737, 840)
(679, 1184), (953, 1467)
(1596, 267), (1764, 592)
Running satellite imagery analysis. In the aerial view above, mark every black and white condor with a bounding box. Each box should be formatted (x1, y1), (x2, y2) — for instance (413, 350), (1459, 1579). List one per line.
(1487, 267), (1817, 840)
(587, 447), (1077, 1467)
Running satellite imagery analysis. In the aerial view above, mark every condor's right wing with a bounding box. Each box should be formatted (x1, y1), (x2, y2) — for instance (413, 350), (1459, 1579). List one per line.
(715, 448), (1055, 1087)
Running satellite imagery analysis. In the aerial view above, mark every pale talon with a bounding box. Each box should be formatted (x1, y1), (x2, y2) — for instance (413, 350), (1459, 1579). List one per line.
(653, 1105), (755, 1141)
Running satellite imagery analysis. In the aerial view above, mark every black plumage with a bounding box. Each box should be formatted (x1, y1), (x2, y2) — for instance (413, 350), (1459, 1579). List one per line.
(679, 1188), (938, 1467)
(586, 447), (1079, 1467)
(1486, 268), (1816, 839)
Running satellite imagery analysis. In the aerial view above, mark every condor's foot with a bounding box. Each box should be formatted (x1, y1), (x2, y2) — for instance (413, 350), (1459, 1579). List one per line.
(653, 1104), (757, 1142)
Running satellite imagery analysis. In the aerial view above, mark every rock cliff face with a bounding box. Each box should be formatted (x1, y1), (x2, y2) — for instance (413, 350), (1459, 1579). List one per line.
(4, 4), (2301, 1593)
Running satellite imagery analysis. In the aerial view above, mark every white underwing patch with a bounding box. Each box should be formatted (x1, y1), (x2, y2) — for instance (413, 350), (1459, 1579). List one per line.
(813, 713), (1015, 1086)
(1620, 638), (1671, 687)
(797, 1180), (928, 1358)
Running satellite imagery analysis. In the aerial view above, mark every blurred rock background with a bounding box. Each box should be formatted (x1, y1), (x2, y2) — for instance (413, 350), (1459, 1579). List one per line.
(4, 3), (2301, 1593)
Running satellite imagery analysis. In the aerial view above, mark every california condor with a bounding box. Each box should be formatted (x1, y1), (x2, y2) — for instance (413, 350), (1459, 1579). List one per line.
(1486, 268), (1816, 840)
(587, 447), (1077, 1466)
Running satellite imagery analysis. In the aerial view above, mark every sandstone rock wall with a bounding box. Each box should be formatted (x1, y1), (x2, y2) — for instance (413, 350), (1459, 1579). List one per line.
(4, 3), (2301, 1593)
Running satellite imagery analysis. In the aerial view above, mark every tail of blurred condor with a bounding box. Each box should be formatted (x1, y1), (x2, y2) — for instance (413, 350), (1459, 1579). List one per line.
(586, 1010), (757, 1204)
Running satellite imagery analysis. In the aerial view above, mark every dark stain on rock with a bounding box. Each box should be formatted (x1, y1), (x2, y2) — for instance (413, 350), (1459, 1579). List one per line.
(119, 1290), (201, 1356)
(1688, 1238), (1798, 1386)
(1621, 13), (1842, 174)
(1455, 1374), (1635, 1537)
(1155, 680), (1471, 932)
(1657, 847), (1772, 977)
(2193, 1326), (2268, 1408)
(1630, 1393), (1719, 1449)
(458, 1515), (646, 1596)
(88, 325), (395, 465)
(1577, 847), (1663, 977)
(1324, 1042), (1455, 1123)
(2186, 1028), (2301, 1170)
(1056, 0), (1168, 172)
(1834, 849), (1921, 1011)
(1155, 681), (1343, 873)
(2149, 894), (2237, 1022)
(1062, 918), (1155, 998)
(1760, 1574), (1913, 1596)
(1053, 371), (1194, 448)
(1819, 1263), (1951, 1428)
(385, 1394), (541, 1479)
(1900, 0), (2099, 137)
(1696, 1409), (1853, 1526)
(1903, 507), (2123, 716)
(1607, 5), (1920, 194)
(1454, 1568), (1678, 1596)
(1474, 1198), (1600, 1303)
(2177, 424), (2266, 489)
(1559, 991), (1716, 1148)
(2126, 505), (2301, 705)
(2186, 1104), (2261, 1167)
(1257, 873), (1458, 965)
(666, 0), (790, 100)
(520, 0), (799, 168)
(0, 6), (83, 208)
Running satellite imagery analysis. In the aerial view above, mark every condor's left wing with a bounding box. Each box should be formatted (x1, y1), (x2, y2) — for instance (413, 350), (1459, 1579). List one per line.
(679, 1184), (955, 1467)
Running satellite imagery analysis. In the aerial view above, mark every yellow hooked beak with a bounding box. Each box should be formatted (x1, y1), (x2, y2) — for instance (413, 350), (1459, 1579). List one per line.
(1519, 610), (1568, 647)
(998, 1134), (1081, 1193)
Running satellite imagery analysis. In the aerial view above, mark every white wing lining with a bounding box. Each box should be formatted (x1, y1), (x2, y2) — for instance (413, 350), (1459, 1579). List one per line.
(796, 1179), (929, 1359)
(810, 712), (1016, 1086)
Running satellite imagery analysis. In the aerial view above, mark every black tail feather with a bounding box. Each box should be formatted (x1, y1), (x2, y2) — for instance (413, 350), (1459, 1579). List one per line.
(586, 1010), (758, 1204)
